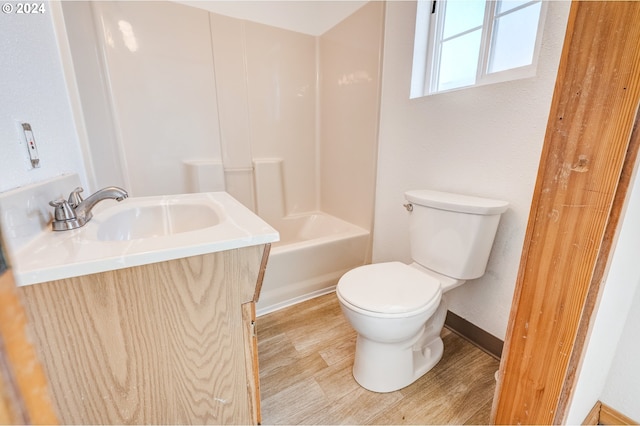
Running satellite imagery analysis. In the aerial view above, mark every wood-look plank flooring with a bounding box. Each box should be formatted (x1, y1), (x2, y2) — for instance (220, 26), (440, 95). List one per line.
(257, 293), (499, 425)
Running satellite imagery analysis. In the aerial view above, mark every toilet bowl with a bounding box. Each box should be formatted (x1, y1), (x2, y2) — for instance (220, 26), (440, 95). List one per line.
(337, 189), (509, 393)
(336, 261), (448, 392)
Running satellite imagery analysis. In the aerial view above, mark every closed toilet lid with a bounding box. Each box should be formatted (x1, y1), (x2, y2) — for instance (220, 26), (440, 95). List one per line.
(337, 262), (441, 314)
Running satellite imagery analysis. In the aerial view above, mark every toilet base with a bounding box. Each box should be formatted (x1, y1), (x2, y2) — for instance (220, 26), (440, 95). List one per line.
(352, 333), (444, 393)
(351, 302), (447, 393)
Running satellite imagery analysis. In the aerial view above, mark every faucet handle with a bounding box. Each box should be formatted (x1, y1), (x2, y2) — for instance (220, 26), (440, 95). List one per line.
(68, 187), (84, 208)
(49, 199), (77, 221)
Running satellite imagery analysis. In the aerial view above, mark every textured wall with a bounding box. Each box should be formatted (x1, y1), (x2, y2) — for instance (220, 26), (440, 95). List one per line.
(0, 3), (87, 193)
(601, 280), (640, 422)
(566, 168), (640, 424)
(373, 1), (571, 339)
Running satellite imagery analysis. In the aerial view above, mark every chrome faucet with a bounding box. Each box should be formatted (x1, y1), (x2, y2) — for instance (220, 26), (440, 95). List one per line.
(49, 186), (128, 231)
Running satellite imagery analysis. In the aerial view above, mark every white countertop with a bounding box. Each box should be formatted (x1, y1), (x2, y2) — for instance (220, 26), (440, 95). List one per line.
(9, 191), (279, 286)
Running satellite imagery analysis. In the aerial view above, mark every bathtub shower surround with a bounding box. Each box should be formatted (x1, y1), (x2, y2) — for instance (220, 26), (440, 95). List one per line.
(62, 0), (382, 217)
(252, 157), (370, 314)
(208, 3), (383, 228)
(61, 1), (224, 197)
(257, 212), (369, 315)
(209, 3), (383, 313)
(252, 157), (372, 315)
(61, 1), (384, 314)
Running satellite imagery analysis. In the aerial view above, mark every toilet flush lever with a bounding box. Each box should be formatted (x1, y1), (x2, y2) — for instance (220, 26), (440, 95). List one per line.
(403, 203), (413, 212)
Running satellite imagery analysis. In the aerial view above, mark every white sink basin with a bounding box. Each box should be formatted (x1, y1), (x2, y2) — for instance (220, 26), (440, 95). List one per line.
(1, 182), (279, 286)
(95, 201), (220, 241)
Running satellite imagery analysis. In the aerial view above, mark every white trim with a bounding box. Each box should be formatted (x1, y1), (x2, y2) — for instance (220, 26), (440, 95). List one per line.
(256, 286), (336, 317)
(410, 0), (431, 98)
(412, 0), (547, 98)
(478, 0), (496, 83)
(87, 3), (132, 194)
(49, 2), (97, 191)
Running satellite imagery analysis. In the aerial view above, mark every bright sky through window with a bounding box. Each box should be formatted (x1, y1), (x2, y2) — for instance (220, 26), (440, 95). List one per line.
(411, 0), (545, 97)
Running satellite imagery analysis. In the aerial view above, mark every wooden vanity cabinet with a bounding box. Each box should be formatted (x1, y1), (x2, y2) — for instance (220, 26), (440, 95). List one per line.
(17, 244), (270, 425)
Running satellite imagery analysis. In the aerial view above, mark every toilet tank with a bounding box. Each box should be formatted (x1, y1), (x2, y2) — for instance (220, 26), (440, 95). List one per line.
(405, 190), (509, 280)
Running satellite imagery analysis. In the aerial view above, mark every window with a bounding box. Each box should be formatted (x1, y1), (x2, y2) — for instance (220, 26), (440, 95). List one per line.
(411, 0), (546, 98)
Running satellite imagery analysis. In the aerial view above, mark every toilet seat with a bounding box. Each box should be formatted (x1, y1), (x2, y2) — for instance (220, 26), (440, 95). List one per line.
(337, 262), (441, 315)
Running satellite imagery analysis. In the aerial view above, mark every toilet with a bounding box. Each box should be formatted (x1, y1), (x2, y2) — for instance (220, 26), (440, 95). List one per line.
(336, 189), (508, 393)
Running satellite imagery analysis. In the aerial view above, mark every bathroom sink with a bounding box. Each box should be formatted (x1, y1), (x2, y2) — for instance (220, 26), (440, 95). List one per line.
(95, 202), (220, 241)
(2, 180), (279, 286)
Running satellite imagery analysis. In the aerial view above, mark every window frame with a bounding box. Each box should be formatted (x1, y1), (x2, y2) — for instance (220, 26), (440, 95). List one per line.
(411, 0), (548, 98)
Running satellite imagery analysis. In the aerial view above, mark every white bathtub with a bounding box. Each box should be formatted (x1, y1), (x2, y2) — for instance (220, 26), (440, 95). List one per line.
(256, 212), (370, 316)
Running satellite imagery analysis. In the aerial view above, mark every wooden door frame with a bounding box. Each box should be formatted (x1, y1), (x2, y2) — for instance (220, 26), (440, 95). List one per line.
(0, 235), (58, 424)
(492, 1), (640, 424)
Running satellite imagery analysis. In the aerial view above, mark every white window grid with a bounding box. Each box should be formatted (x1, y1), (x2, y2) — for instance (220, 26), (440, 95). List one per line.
(411, 0), (547, 97)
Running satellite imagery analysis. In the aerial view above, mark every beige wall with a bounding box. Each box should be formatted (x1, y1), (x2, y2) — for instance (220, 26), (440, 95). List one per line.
(209, 12), (318, 216)
(64, 1), (382, 224)
(0, 2), (88, 193)
(373, 1), (571, 339)
(566, 167), (640, 423)
(320, 2), (384, 231)
(245, 21), (318, 216)
(63, 1), (225, 197)
(211, 3), (383, 228)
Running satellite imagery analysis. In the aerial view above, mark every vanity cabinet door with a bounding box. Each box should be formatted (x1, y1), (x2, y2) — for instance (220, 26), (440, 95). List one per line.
(242, 302), (261, 425)
(18, 245), (270, 425)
